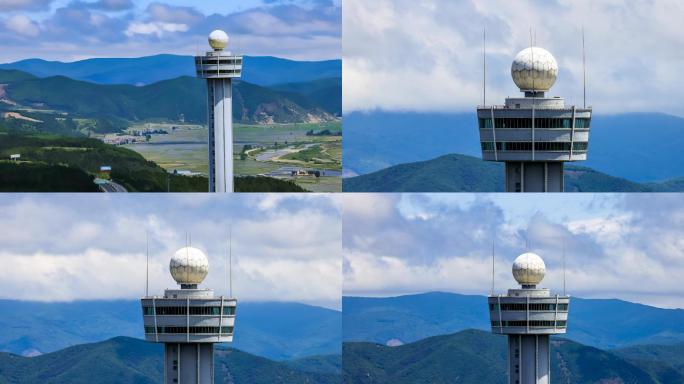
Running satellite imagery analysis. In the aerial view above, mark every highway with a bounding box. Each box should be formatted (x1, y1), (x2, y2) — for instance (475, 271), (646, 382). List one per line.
(99, 180), (128, 193)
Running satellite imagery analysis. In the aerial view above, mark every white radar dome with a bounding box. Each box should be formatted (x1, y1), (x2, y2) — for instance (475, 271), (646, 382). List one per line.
(208, 30), (229, 50)
(512, 252), (546, 286)
(511, 47), (558, 92)
(170, 246), (209, 285)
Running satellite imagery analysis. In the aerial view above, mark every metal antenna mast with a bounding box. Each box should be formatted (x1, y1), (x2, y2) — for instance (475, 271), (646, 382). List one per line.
(145, 231), (149, 297)
(582, 26), (587, 108)
(530, 28), (535, 93)
(530, 27), (536, 162)
(483, 27), (487, 106)
(491, 235), (495, 295)
(563, 237), (567, 296)
(229, 225), (233, 297)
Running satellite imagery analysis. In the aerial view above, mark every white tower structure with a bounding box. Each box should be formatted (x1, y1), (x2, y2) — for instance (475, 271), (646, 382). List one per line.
(477, 46), (592, 192)
(195, 30), (243, 192)
(141, 246), (237, 384)
(488, 252), (570, 384)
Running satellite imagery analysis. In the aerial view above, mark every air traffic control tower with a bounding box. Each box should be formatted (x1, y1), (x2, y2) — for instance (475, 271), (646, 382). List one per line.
(477, 47), (592, 192)
(195, 30), (243, 193)
(141, 247), (237, 384)
(488, 252), (570, 384)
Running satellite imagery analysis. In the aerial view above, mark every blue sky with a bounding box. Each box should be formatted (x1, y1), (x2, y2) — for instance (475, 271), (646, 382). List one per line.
(0, 194), (342, 309)
(343, 193), (684, 309)
(344, 0), (684, 116)
(0, 0), (341, 62)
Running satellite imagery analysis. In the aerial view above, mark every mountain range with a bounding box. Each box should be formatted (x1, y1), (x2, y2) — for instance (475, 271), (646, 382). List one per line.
(343, 329), (684, 384)
(0, 68), (341, 130)
(0, 336), (340, 384)
(343, 292), (684, 350)
(343, 153), (684, 192)
(0, 55), (341, 87)
(343, 111), (684, 184)
(0, 300), (340, 361)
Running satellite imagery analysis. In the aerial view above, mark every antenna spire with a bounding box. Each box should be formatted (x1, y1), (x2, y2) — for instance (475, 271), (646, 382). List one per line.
(491, 235), (495, 295)
(563, 237), (567, 296)
(529, 27), (535, 94)
(582, 26), (587, 108)
(483, 27), (486, 106)
(229, 226), (233, 297)
(145, 231), (149, 297)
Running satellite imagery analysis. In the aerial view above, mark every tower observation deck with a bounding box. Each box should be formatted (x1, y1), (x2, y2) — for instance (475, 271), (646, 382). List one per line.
(488, 252), (570, 384)
(477, 46), (592, 192)
(195, 30), (243, 193)
(141, 246), (237, 384)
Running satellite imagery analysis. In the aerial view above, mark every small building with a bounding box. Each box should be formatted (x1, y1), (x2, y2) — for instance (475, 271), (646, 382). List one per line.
(9, 154), (20, 161)
(100, 166), (112, 173)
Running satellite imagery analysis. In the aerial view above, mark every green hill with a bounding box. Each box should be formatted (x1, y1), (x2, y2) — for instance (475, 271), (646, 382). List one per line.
(0, 133), (206, 192)
(0, 132), (311, 192)
(0, 336), (339, 384)
(343, 153), (677, 192)
(342, 330), (684, 384)
(614, 342), (684, 379)
(235, 176), (308, 192)
(0, 162), (99, 192)
(271, 77), (343, 117)
(285, 355), (342, 375)
(0, 69), (340, 133)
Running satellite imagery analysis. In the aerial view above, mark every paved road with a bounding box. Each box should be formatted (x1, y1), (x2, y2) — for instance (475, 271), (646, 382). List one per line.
(99, 180), (128, 193)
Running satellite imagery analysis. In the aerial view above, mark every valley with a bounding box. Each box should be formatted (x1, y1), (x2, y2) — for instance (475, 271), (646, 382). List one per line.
(0, 56), (342, 192)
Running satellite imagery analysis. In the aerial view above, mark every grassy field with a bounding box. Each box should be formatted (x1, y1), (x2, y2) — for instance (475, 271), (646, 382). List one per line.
(0, 132), (207, 192)
(122, 121), (342, 192)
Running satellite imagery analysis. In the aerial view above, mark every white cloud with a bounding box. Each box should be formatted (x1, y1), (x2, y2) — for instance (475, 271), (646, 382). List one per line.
(345, 249), (502, 296)
(124, 21), (189, 37)
(343, 193), (684, 309)
(0, 194), (341, 309)
(0, 0), (52, 12)
(0, 1), (340, 62)
(344, 0), (684, 116)
(5, 15), (40, 37)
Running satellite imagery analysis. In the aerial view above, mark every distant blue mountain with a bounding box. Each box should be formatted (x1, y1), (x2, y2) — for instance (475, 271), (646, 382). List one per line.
(343, 292), (684, 350)
(0, 336), (341, 383)
(0, 300), (340, 360)
(343, 111), (684, 182)
(0, 55), (341, 87)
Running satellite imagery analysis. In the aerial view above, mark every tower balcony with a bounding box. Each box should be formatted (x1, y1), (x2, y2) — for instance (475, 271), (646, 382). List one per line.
(141, 296), (237, 343)
(477, 105), (592, 163)
(195, 51), (243, 79)
(488, 295), (570, 335)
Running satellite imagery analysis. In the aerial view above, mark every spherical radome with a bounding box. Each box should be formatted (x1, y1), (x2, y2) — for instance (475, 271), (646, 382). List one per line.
(170, 246), (209, 285)
(511, 47), (558, 92)
(512, 252), (546, 285)
(208, 30), (229, 50)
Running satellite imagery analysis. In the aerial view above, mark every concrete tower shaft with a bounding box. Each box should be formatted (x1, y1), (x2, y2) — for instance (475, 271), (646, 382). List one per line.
(488, 253), (570, 384)
(195, 30), (243, 193)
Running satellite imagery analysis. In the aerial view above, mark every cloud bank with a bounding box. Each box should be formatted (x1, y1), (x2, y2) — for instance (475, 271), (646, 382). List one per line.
(343, 193), (684, 309)
(0, 0), (340, 61)
(0, 194), (342, 309)
(344, 0), (684, 116)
